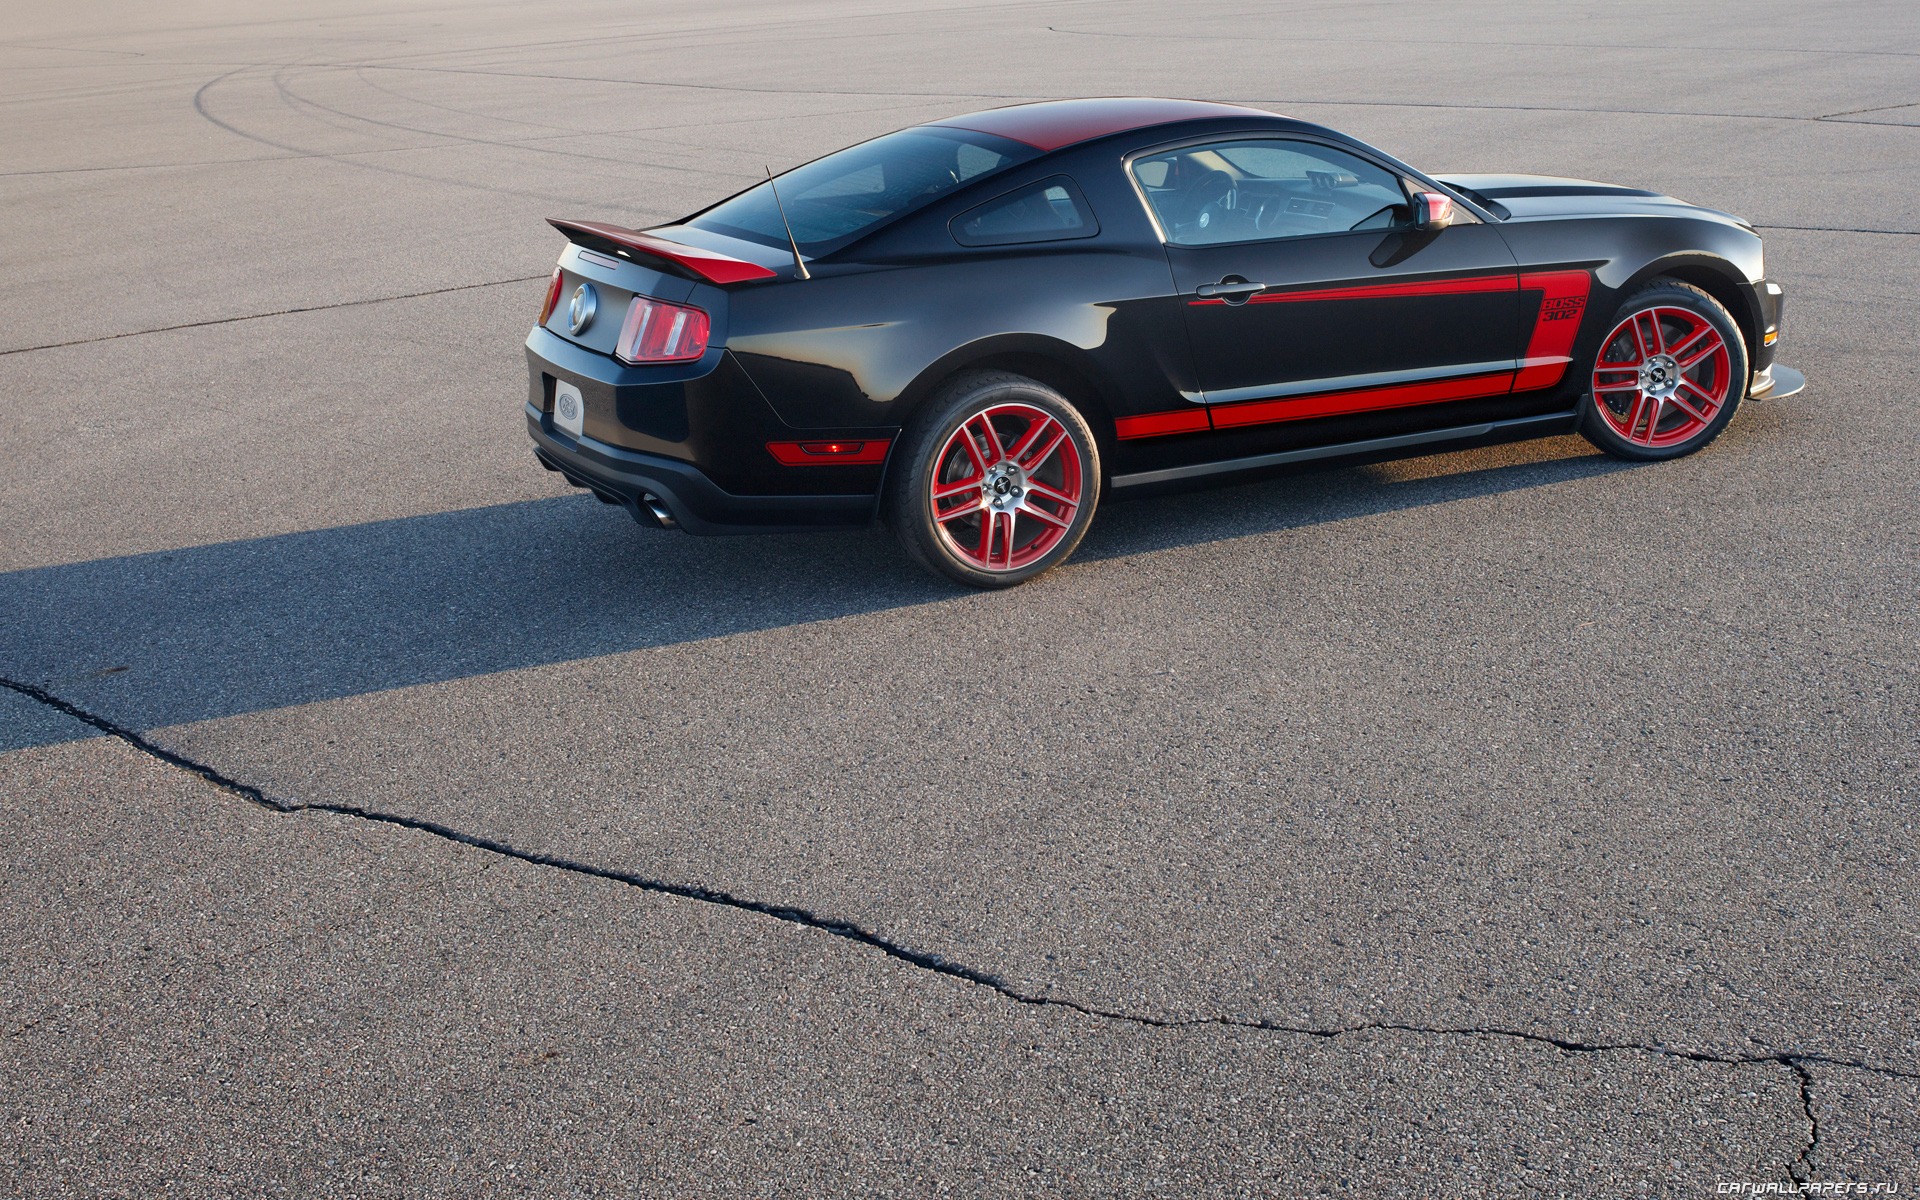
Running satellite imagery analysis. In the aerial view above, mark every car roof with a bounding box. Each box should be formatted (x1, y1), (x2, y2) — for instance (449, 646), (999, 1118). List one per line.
(924, 97), (1281, 152)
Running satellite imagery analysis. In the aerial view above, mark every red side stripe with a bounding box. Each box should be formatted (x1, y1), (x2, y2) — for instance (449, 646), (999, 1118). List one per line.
(1123, 269), (1596, 438)
(1250, 274), (1519, 304)
(1209, 372), (1517, 428)
(1187, 273), (1519, 308)
(1115, 408), (1211, 440)
(1512, 270), (1592, 391)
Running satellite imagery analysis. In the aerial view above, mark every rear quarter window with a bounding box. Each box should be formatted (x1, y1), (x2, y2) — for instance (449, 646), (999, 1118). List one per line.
(951, 176), (1100, 248)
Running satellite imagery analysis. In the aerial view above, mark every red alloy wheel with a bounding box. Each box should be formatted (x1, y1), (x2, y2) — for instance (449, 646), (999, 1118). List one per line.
(1590, 305), (1734, 449)
(929, 402), (1084, 572)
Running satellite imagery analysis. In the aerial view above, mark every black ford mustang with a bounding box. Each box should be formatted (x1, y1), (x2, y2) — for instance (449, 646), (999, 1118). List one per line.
(525, 97), (1802, 586)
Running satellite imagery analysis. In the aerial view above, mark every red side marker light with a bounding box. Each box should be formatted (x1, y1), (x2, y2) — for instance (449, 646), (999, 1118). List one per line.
(766, 439), (891, 466)
(538, 267), (565, 325)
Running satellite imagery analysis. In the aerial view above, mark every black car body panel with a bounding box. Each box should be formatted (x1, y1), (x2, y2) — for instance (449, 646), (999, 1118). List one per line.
(524, 99), (1796, 534)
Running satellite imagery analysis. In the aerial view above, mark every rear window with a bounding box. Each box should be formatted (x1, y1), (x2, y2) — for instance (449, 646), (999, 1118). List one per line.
(951, 176), (1099, 247)
(686, 127), (1040, 255)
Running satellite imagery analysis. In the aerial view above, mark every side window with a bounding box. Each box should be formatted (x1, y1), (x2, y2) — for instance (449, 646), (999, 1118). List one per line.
(1130, 139), (1411, 246)
(951, 176), (1100, 247)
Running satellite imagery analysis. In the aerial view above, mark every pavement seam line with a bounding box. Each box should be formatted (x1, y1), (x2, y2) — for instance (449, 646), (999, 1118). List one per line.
(2, 224), (1908, 360)
(0, 673), (1902, 1181)
(0, 274), (546, 358)
(1752, 224), (1920, 237)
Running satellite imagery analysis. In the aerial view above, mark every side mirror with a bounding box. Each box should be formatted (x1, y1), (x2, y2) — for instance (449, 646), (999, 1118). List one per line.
(1412, 191), (1456, 231)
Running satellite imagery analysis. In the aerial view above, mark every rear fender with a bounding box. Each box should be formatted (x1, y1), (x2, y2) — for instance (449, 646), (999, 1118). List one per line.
(893, 333), (1122, 440)
(872, 334), (1123, 507)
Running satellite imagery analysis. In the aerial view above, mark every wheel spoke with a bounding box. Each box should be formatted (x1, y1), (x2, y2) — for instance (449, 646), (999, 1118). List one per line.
(1593, 380), (1640, 394)
(968, 413), (1005, 463)
(1667, 323), (1711, 362)
(932, 476), (982, 501)
(1003, 415), (1062, 468)
(1019, 426), (1067, 472)
(1679, 378), (1723, 411)
(974, 508), (994, 561)
(1676, 348), (1717, 372)
(1640, 311), (1668, 355)
(1017, 499), (1071, 530)
(1024, 478), (1078, 508)
(1640, 395), (1665, 443)
(1603, 387), (1643, 436)
(935, 495), (983, 525)
(999, 510), (1016, 568)
(953, 429), (987, 477)
(1667, 390), (1710, 425)
(1624, 391), (1652, 443)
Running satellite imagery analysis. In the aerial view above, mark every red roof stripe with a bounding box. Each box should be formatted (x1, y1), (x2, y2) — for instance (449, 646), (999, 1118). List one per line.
(928, 98), (1275, 152)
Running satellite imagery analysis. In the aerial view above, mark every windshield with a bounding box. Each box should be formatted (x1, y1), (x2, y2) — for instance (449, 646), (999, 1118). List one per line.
(686, 127), (1041, 254)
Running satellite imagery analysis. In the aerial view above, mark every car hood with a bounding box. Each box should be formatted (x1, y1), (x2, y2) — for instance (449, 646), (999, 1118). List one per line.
(1435, 173), (1752, 229)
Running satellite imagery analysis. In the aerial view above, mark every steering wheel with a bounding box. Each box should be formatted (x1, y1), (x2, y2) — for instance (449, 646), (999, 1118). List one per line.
(1172, 168), (1235, 227)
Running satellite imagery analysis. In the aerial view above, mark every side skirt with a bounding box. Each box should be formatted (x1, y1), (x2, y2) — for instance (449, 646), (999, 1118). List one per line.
(1107, 411), (1578, 491)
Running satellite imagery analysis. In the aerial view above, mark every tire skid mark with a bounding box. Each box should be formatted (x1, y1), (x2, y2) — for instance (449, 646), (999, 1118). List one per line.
(187, 62), (732, 206)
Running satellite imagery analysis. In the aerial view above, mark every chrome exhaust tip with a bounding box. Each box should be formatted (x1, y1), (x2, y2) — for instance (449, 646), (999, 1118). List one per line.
(641, 492), (677, 530)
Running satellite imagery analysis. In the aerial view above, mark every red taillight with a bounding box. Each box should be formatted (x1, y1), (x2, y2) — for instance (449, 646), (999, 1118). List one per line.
(538, 267), (564, 326)
(615, 296), (710, 364)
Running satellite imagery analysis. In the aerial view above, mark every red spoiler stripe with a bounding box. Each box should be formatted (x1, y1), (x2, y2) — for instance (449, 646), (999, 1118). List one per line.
(548, 219), (779, 285)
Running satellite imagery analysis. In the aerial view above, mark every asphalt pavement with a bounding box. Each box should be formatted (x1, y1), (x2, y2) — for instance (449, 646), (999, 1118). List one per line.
(2, 1), (1915, 1195)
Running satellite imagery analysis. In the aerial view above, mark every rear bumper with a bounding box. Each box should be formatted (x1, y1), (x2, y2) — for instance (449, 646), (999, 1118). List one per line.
(527, 406), (874, 535)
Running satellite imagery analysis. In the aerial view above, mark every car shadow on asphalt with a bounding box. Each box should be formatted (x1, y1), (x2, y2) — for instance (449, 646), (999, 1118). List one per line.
(0, 436), (1635, 748)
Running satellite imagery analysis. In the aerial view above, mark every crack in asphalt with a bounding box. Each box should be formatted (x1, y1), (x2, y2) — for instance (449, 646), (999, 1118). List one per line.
(0, 274), (545, 358)
(5, 673), (1907, 1182)
(1788, 1060), (1820, 1186)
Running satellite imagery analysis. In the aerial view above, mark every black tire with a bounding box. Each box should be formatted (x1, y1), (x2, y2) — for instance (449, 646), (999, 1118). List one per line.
(1578, 278), (1749, 461)
(885, 371), (1101, 588)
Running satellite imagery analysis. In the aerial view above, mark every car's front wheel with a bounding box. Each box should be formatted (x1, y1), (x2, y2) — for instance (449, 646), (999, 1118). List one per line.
(1579, 279), (1749, 461)
(886, 371), (1100, 588)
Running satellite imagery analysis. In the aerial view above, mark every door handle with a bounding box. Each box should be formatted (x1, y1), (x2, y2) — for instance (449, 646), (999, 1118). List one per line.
(1194, 279), (1267, 302)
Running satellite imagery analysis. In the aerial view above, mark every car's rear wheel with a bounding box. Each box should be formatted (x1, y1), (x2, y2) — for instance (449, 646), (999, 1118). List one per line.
(886, 371), (1100, 588)
(1579, 279), (1748, 461)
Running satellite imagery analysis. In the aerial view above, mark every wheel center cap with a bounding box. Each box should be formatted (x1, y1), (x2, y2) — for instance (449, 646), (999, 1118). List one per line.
(984, 462), (1026, 511)
(1641, 353), (1680, 397)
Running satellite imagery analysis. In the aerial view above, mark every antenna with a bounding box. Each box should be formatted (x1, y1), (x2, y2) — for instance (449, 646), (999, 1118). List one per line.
(764, 166), (811, 281)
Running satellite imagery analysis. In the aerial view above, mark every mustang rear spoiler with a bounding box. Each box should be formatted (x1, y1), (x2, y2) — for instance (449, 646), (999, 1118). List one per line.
(547, 218), (778, 285)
